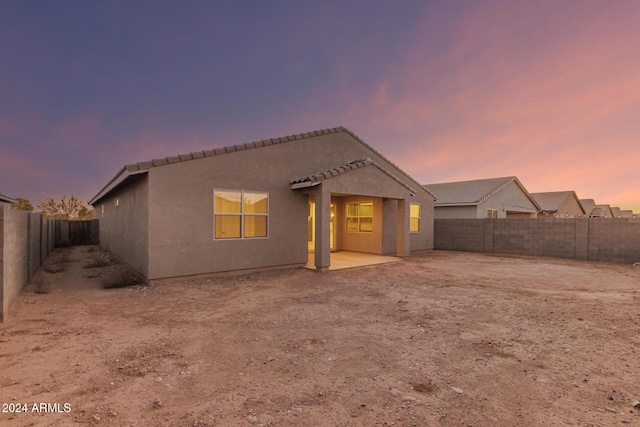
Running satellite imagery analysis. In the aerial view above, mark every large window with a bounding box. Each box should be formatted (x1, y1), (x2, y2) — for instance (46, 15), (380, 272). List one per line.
(214, 190), (268, 239)
(346, 202), (373, 232)
(410, 203), (421, 232)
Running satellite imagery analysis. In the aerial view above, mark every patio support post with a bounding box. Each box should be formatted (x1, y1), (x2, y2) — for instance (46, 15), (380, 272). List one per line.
(397, 198), (410, 257)
(314, 185), (331, 272)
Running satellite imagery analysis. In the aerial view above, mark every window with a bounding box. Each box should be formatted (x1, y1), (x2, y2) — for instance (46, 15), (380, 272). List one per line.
(346, 202), (373, 232)
(487, 209), (498, 218)
(410, 203), (421, 232)
(214, 190), (268, 239)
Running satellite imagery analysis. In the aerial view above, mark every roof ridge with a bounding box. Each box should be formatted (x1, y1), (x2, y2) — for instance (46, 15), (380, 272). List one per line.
(124, 126), (347, 172)
(475, 176), (516, 203)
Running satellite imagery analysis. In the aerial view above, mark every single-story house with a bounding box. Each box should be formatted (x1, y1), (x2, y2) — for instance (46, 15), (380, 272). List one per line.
(579, 199), (598, 217)
(621, 210), (634, 218)
(530, 191), (585, 218)
(89, 127), (436, 280)
(610, 207), (622, 218)
(579, 199), (613, 218)
(424, 176), (539, 219)
(0, 193), (16, 208)
(593, 204), (613, 218)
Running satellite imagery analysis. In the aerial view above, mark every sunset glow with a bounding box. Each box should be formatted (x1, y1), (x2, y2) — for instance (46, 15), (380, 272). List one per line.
(1, 1), (639, 212)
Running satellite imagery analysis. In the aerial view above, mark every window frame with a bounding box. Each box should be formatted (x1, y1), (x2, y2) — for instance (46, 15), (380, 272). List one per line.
(214, 189), (269, 240)
(410, 203), (421, 233)
(345, 201), (374, 233)
(487, 208), (498, 218)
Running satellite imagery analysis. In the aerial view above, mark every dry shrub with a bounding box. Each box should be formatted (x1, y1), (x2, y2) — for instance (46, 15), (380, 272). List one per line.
(43, 264), (64, 274)
(84, 251), (112, 268)
(101, 264), (146, 289)
(33, 276), (50, 294)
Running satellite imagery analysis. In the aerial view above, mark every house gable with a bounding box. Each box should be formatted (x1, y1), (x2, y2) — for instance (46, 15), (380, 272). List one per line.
(91, 127), (435, 205)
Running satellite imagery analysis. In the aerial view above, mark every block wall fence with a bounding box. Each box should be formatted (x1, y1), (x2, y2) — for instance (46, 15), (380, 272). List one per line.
(434, 218), (640, 263)
(0, 209), (55, 322)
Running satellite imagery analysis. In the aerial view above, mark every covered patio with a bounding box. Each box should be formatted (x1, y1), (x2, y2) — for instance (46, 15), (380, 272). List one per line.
(305, 251), (401, 271)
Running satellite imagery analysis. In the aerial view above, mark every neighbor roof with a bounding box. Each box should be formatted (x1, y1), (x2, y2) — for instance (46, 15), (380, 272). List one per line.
(424, 176), (540, 209)
(90, 126), (435, 205)
(290, 158), (417, 195)
(0, 193), (16, 204)
(579, 199), (597, 215)
(531, 191), (584, 214)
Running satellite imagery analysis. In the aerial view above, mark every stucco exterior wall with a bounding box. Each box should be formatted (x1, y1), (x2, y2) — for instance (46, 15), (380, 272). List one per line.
(140, 131), (434, 279)
(434, 205), (477, 219)
(339, 196), (383, 254)
(477, 181), (537, 218)
(98, 174), (149, 277)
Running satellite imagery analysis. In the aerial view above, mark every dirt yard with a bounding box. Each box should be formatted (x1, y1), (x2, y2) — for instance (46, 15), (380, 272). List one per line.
(1, 247), (639, 426)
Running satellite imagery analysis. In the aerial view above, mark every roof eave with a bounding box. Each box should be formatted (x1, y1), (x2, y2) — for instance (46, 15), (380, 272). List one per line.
(89, 168), (147, 205)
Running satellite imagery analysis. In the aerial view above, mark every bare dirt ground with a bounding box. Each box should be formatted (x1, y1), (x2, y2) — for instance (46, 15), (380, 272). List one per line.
(1, 246), (639, 427)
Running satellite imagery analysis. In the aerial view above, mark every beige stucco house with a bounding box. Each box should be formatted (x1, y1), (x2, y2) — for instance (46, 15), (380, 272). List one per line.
(90, 127), (436, 280)
(579, 199), (613, 218)
(531, 191), (585, 218)
(424, 176), (539, 219)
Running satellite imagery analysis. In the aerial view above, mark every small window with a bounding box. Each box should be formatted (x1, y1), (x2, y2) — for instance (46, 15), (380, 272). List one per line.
(410, 203), (421, 232)
(346, 202), (373, 232)
(487, 209), (498, 218)
(214, 190), (268, 239)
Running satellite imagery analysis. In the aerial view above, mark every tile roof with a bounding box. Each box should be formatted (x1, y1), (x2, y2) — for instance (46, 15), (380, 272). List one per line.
(424, 176), (534, 206)
(530, 191), (579, 213)
(91, 126), (435, 204)
(290, 158), (417, 195)
(122, 127), (348, 174)
(579, 199), (596, 215)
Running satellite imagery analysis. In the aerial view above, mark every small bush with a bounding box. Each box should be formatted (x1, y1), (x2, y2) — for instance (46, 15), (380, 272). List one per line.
(33, 277), (50, 294)
(101, 265), (146, 289)
(84, 252), (111, 268)
(43, 264), (64, 274)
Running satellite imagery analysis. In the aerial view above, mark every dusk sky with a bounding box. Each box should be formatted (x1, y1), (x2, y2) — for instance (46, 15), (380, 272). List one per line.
(2, 1), (640, 212)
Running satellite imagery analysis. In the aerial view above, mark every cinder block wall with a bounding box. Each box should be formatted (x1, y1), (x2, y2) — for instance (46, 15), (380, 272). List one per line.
(587, 218), (640, 263)
(435, 218), (640, 263)
(1, 209), (29, 322)
(0, 210), (55, 322)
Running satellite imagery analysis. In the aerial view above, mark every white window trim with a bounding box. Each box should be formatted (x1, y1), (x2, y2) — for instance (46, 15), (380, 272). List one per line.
(213, 189), (269, 240)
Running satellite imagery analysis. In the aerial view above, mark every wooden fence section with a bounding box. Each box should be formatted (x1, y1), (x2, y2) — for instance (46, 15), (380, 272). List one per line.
(54, 219), (99, 247)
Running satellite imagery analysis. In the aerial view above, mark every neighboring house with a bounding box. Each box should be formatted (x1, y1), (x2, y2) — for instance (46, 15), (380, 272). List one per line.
(610, 207), (622, 218)
(621, 210), (634, 218)
(579, 199), (599, 217)
(531, 191), (585, 218)
(593, 204), (613, 218)
(424, 176), (539, 219)
(90, 127), (436, 280)
(580, 199), (614, 218)
(0, 193), (16, 208)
